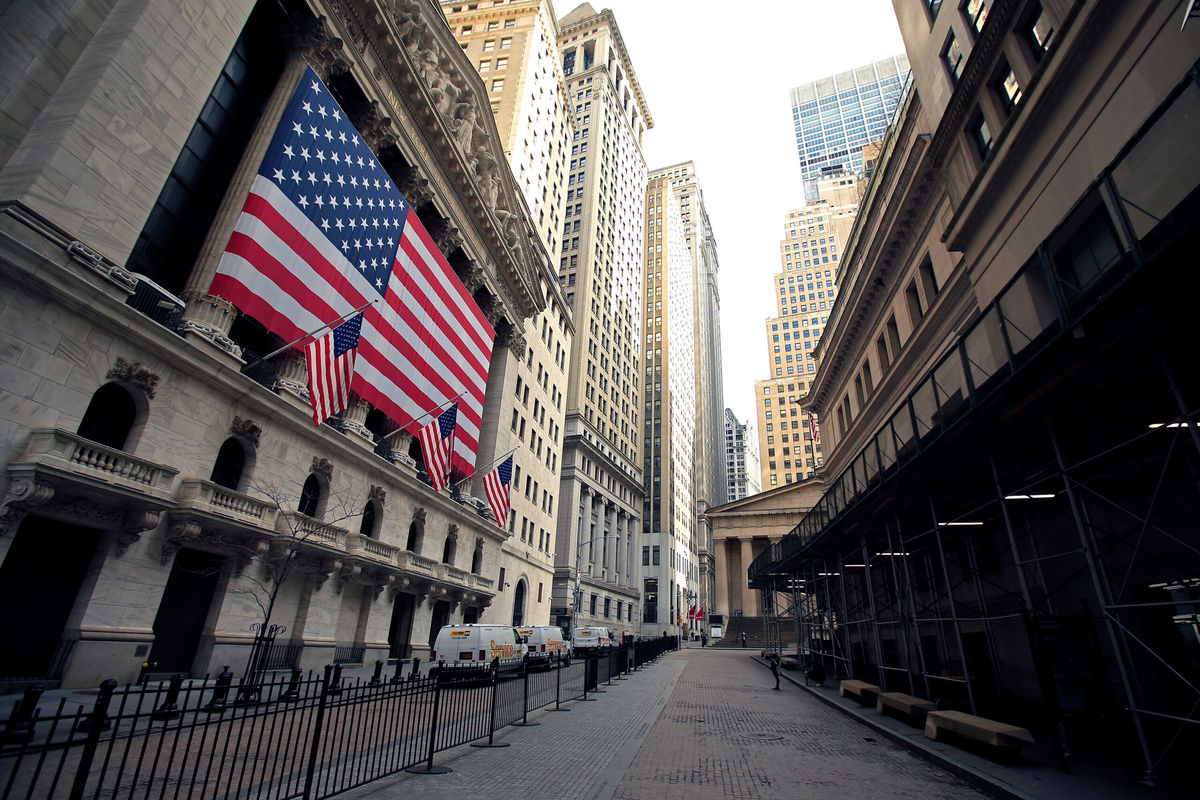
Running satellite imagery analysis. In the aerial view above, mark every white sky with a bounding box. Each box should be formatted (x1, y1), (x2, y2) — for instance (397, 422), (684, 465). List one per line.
(551, 0), (906, 423)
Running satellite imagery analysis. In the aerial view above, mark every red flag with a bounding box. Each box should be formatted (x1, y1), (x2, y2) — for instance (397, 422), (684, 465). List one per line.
(808, 411), (821, 444)
(688, 604), (697, 621)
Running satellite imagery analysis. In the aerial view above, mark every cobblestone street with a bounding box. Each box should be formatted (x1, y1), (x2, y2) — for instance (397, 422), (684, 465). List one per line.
(349, 648), (990, 800)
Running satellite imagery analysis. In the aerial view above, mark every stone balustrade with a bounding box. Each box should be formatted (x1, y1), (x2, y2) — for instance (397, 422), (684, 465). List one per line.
(174, 479), (279, 528)
(22, 429), (178, 492)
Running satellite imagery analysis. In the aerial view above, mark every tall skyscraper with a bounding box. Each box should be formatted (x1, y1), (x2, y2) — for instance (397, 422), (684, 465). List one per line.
(651, 161), (726, 631)
(642, 168), (698, 636)
(789, 55), (909, 200)
(724, 409), (761, 501)
(754, 172), (861, 489)
(442, 0), (574, 628)
(552, 3), (652, 635)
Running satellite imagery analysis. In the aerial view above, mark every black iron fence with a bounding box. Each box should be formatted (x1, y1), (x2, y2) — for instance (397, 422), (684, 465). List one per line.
(0, 637), (678, 799)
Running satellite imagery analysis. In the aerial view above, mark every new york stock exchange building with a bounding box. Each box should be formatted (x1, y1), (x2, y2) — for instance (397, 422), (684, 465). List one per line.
(0, 0), (571, 688)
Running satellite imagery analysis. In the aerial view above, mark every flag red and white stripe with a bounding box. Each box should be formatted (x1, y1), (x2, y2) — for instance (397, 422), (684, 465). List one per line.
(417, 403), (458, 492)
(483, 454), (514, 529)
(208, 68), (493, 474)
(305, 313), (363, 425)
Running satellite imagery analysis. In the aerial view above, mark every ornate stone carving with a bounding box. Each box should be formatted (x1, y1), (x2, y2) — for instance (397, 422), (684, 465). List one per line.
(179, 291), (242, 357)
(447, 523), (459, 538)
(116, 509), (162, 555)
(162, 520), (202, 564)
(311, 457), (334, 480)
(0, 478), (55, 536)
(229, 416), (262, 447)
(413, 507), (426, 523)
(397, 166), (433, 207)
(494, 321), (527, 360)
(368, 484), (387, 505)
(335, 562), (361, 594)
(459, 261), (485, 292)
(286, 15), (350, 78)
(352, 99), (398, 151)
(273, 349), (310, 401)
(42, 496), (122, 527)
(107, 358), (160, 399)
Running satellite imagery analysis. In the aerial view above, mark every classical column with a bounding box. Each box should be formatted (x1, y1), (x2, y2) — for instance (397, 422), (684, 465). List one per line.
(614, 510), (626, 583)
(740, 537), (756, 616)
(604, 500), (617, 578)
(627, 517), (636, 589)
(179, 19), (349, 357)
(714, 538), (730, 619)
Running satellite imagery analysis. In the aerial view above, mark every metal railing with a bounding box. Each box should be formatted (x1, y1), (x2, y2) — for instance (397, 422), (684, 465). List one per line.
(0, 637), (679, 799)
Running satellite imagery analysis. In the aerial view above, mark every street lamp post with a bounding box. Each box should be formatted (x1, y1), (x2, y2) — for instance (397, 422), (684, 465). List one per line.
(684, 588), (697, 641)
(570, 534), (621, 636)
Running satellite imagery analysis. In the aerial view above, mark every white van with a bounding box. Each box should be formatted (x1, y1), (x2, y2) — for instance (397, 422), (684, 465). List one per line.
(570, 626), (613, 655)
(517, 625), (568, 668)
(430, 624), (526, 675)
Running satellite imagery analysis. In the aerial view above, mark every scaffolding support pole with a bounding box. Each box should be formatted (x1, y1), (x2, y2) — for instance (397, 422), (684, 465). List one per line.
(862, 537), (887, 691)
(884, 522), (917, 696)
(895, 519), (932, 700)
(929, 497), (978, 715)
(1050, 426), (1158, 787)
(835, 556), (853, 680)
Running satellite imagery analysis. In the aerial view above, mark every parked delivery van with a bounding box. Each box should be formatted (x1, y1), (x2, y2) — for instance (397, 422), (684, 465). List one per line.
(431, 624), (526, 675)
(570, 626), (612, 656)
(516, 625), (567, 667)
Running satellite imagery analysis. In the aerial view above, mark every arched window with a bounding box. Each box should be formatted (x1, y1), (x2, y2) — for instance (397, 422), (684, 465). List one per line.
(359, 500), (379, 538)
(297, 474), (323, 518)
(471, 539), (484, 575)
(512, 579), (527, 627)
(210, 438), (247, 490)
(406, 514), (424, 554)
(442, 532), (457, 565)
(77, 383), (138, 450)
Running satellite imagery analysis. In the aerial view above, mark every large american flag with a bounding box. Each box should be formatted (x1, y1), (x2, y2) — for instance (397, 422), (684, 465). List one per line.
(306, 312), (362, 425)
(210, 67), (494, 472)
(483, 454), (513, 529)
(417, 403), (458, 492)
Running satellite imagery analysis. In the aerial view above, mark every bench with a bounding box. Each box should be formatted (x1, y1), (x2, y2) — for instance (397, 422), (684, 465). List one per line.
(875, 692), (936, 726)
(839, 679), (881, 706)
(924, 710), (1034, 761)
(779, 656), (801, 671)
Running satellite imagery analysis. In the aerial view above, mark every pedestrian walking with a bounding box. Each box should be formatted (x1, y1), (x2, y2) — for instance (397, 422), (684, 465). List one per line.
(701, 633), (708, 647)
(740, 631), (747, 648)
(769, 652), (781, 691)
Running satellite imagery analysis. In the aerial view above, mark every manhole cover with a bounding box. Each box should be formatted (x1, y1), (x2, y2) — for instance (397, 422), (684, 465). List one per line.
(746, 734), (785, 741)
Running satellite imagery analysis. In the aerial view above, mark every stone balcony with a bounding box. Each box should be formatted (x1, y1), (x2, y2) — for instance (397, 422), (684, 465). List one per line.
(164, 479), (281, 563)
(0, 428), (179, 550)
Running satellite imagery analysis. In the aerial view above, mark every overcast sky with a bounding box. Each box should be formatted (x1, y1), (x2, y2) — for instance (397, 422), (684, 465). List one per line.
(550, 0), (906, 423)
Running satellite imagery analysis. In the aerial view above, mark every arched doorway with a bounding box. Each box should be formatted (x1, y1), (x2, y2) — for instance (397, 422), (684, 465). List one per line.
(77, 383), (138, 450)
(512, 579), (527, 627)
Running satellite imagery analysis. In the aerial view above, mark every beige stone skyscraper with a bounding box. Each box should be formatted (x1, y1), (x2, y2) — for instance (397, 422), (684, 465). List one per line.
(754, 172), (859, 489)
(442, 0), (575, 627)
(551, 3), (652, 635)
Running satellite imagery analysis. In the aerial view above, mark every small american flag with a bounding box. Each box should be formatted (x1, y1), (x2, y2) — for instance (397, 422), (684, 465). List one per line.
(418, 403), (458, 492)
(808, 410), (821, 445)
(483, 455), (514, 529)
(305, 313), (363, 425)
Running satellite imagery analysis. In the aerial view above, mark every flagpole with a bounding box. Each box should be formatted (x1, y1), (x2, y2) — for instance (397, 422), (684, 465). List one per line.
(260, 298), (378, 361)
(452, 446), (519, 488)
(380, 391), (468, 441)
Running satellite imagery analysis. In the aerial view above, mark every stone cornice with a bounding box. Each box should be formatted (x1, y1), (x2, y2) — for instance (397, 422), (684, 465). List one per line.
(316, 0), (545, 327)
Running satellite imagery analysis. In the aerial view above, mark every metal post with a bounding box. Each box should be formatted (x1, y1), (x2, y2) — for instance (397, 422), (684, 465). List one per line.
(1050, 427), (1157, 786)
(408, 666), (453, 773)
(369, 660), (384, 687)
(301, 666), (334, 797)
(894, 520), (932, 700)
(552, 654), (570, 711)
(928, 498), (977, 715)
(835, 557), (853, 680)
(205, 667), (236, 711)
(861, 538), (887, 691)
(472, 657), (512, 746)
(151, 674), (184, 720)
(67, 680), (116, 800)
(883, 524), (916, 696)
(2, 687), (43, 744)
(514, 654), (540, 726)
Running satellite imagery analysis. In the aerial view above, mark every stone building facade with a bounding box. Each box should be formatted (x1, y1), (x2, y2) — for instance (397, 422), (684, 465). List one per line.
(0, 0), (560, 688)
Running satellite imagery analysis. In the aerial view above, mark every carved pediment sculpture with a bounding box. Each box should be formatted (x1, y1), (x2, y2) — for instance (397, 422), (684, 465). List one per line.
(107, 357), (159, 399)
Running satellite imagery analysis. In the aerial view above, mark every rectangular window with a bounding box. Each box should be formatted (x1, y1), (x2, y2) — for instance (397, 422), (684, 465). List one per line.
(1023, 3), (1055, 61)
(962, 0), (989, 34)
(500, 36), (512, 48)
(491, 78), (505, 92)
(942, 32), (965, 83)
(994, 63), (1023, 112)
(652, 546), (660, 566)
(970, 109), (994, 160)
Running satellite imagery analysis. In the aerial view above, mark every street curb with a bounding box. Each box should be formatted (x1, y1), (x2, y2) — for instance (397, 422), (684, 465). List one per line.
(751, 656), (1038, 800)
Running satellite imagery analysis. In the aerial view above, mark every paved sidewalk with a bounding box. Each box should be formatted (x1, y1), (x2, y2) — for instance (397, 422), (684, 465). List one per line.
(349, 648), (989, 800)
